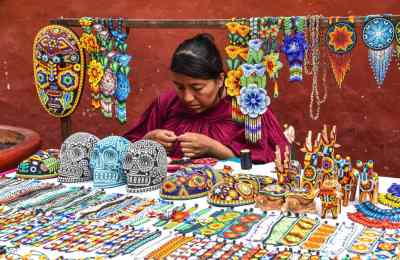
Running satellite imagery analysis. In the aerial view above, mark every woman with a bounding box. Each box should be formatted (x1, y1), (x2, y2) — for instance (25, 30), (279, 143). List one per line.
(124, 33), (288, 162)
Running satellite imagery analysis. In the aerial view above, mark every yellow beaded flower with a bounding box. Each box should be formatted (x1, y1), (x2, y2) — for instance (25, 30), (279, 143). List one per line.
(225, 69), (242, 97)
(80, 33), (99, 53)
(264, 52), (283, 79)
(87, 60), (104, 88)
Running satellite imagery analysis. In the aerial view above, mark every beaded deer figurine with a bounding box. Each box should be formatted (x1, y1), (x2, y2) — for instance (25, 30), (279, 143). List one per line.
(319, 125), (341, 184)
(318, 178), (342, 219)
(335, 155), (359, 206)
(357, 160), (379, 204)
(300, 130), (321, 193)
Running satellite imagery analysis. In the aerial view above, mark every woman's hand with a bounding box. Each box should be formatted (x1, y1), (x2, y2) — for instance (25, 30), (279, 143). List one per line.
(177, 132), (234, 159)
(144, 129), (177, 151)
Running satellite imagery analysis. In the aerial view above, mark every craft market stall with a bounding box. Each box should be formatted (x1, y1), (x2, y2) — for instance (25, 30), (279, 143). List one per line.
(1, 14), (400, 260)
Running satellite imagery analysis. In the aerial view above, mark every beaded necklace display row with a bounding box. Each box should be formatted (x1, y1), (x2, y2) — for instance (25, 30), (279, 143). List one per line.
(79, 17), (132, 124)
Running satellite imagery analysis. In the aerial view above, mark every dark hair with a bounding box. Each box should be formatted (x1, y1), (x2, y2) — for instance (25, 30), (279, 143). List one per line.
(170, 33), (223, 80)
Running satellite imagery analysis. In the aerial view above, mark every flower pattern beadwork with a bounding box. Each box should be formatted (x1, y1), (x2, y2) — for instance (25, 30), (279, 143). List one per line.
(239, 84), (270, 119)
(362, 17), (395, 50)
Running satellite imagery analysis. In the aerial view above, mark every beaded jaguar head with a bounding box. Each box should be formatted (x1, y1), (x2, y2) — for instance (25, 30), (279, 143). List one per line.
(17, 149), (60, 179)
(123, 139), (168, 193)
(160, 164), (219, 200)
(90, 136), (130, 188)
(59, 132), (99, 183)
(33, 25), (85, 117)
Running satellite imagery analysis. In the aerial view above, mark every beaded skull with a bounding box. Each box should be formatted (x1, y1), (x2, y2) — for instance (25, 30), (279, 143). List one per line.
(59, 132), (99, 183)
(123, 139), (168, 193)
(90, 136), (130, 188)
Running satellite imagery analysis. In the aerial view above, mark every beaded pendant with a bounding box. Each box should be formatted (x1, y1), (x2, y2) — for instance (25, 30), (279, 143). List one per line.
(282, 16), (307, 82)
(362, 16), (395, 87)
(326, 18), (356, 88)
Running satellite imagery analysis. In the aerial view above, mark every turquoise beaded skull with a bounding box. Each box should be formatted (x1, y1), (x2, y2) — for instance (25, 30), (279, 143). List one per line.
(90, 136), (130, 188)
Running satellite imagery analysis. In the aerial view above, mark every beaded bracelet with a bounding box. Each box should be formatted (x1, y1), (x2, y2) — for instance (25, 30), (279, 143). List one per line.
(76, 194), (133, 219)
(17, 186), (78, 209)
(379, 193), (400, 208)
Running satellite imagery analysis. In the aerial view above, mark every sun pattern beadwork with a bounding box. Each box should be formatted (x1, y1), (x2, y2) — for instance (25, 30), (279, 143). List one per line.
(326, 19), (356, 88)
(33, 25), (85, 117)
(124, 139), (168, 193)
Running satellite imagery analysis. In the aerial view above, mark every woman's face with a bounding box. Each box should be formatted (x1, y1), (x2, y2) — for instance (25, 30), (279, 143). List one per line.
(172, 72), (224, 113)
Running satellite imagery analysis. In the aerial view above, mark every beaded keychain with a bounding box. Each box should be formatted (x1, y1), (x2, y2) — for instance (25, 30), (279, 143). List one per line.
(218, 210), (265, 240)
(280, 215), (319, 246)
(347, 227), (384, 255)
(320, 223), (361, 257)
(302, 222), (338, 251)
(263, 214), (299, 246)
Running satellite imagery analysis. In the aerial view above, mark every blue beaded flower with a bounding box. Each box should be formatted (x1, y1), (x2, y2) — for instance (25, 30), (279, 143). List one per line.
(282, 32), (308, 64)
(239, 84), (270, 118)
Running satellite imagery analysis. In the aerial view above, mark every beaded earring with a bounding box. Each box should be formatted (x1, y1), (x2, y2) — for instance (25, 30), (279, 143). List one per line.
(326, 16), (356, 88)
(362, 16), (395, 87)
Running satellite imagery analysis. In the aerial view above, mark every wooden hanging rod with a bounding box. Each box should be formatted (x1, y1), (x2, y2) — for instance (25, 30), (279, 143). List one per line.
(50, 15), (400, 28)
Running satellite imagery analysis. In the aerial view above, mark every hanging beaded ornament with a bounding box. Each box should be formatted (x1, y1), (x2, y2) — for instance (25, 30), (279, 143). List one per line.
(282, 16), (308, 82)
(362, 16), (395, 87)
(105, 17), (132, 123)
(395, 22), (400, 72)
(79, 17), (102, 110)
(260, 17), (283, 97)
(326, 17), (356, 88)
(225, 18), (250, 123)
(33, 25), (85, 117)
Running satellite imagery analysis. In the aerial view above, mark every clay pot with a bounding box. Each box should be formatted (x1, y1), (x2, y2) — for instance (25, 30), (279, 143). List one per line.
(0, 125), (41, 171)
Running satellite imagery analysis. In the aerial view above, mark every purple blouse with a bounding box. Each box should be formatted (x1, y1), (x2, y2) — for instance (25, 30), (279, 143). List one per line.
(124, 89), (288, 163)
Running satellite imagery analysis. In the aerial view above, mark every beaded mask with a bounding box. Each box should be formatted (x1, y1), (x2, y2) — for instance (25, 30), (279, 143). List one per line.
(59, 132), (99, 183)
(160, 165), (219, 200)
(90, 136), (130, 188)
(123, 139), (168, 193)
(33, 25), (85, 117)
(17, 149), (60, 179)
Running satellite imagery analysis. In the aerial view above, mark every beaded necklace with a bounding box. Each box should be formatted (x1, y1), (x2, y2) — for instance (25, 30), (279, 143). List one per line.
(396, 22), (400, 72)
(308, 15), (327, 120)
(379, 192), (400, 208)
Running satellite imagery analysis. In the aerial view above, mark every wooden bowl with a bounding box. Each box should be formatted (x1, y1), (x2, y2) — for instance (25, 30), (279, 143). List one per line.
(0, 125), (41, 171)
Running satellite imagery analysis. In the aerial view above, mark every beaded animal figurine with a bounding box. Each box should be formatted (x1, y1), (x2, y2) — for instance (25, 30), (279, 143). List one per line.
(319, 125), (341, 184)
(357, 160), (379, 204)
(335, 154), (359, 206)
(318, 178), (342, 219)
(300, 130), (321, 193)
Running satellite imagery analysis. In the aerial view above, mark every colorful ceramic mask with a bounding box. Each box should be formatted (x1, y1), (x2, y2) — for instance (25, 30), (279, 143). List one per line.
(90, 136), (130, 188)
(17, 149), (60, 179)
(33, 25), (85, 117)
(160, 165), (219, 200)
(59, 132), (99, 183)
(123, 139), (168, 193)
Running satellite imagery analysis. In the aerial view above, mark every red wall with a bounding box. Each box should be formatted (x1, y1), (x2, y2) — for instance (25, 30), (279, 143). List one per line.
(1, 0), (400, 177)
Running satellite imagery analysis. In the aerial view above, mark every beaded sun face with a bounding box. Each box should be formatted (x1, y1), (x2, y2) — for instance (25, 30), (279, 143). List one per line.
(33, 25), (85, 117)
(123, 139), (168, 193)
(59, 132), (99, 183)
(90, 136), (130, 188)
